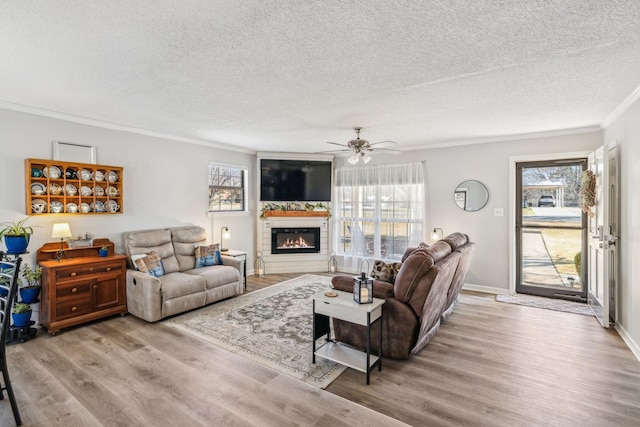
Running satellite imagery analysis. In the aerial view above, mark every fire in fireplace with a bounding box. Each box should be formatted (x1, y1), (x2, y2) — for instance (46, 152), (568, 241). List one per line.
(271, 227), (321, 254)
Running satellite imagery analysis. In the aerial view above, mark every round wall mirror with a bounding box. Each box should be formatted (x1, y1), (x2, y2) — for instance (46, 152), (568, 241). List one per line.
(454, 180), (489, 211)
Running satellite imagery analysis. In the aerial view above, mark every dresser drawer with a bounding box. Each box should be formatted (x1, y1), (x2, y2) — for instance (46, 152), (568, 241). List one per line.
(56, 282), (91, 300)
(56, 262), (121, 280)
(56, 297), (92, 320)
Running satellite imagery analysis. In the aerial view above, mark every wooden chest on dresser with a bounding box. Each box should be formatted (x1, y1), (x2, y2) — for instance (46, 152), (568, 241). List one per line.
(37, 239), (127, 334)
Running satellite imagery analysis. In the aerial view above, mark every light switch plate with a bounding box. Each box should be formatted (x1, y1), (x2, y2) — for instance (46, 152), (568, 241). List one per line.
(494, 208), (504, 217)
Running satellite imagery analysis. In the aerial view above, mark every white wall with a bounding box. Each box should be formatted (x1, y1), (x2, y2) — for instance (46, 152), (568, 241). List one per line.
(603, 96), (640, 359)
(335, 132), (602, 291)
(0, 108), (256, 270)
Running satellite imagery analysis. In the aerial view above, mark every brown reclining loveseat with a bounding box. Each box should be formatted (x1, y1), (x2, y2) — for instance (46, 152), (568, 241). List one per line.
(331, 233), (474, 359)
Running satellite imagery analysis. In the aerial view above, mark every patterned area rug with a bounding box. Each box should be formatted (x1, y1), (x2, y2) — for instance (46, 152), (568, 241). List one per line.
(163, 274), (346, 389)
(495, 294), (594, 316)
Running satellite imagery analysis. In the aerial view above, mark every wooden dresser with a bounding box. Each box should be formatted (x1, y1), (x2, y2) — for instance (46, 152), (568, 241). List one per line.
(37, 238), (127, 334)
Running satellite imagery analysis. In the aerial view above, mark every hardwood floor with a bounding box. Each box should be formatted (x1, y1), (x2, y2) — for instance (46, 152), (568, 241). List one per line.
(2, 272), (639, 426)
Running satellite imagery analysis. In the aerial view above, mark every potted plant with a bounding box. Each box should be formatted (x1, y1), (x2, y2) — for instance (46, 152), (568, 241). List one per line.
(11, 302), (32, 327)
(99, 245), (109, 257)
(0, 217), (37, 254)
(19, 262), (42, 303)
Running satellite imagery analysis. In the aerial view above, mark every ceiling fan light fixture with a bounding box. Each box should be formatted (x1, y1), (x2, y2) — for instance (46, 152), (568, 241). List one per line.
(361, 152), (372, 164)
(347, 153), (360, 165)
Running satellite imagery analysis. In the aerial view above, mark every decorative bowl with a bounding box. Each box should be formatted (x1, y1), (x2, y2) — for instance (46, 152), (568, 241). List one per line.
(92, 170), (105, 182)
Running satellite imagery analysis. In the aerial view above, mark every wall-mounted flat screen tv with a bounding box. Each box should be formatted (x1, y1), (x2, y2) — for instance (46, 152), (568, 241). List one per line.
(260, 159), (332, 201)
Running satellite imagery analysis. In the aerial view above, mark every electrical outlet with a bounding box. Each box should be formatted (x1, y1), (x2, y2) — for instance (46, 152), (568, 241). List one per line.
(494, 208), (504, 217)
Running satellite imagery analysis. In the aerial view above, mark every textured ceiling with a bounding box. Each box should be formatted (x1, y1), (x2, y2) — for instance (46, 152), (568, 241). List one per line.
(2, 1), (640, 154)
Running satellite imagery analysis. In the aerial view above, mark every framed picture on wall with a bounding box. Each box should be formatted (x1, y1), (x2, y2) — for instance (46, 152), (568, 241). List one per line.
(52, 141), (97, 164)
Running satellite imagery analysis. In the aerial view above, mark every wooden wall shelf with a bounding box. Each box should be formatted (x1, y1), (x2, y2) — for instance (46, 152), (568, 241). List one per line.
(263, 210), (329, 218)
(26, 158), (124, 215)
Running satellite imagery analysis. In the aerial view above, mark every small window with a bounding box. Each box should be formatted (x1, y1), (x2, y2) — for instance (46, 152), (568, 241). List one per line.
(208, 163), (246, 212)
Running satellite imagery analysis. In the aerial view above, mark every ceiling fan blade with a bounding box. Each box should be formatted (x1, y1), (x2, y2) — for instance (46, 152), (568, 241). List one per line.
(317, 149), (352, 154)
(325, 141), (348, 147)
(370, 148), (402, 154)
(369, 140), (398, 146)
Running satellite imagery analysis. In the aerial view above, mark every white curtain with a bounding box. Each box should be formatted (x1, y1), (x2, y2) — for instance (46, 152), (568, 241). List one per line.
(333, 161), (426, 272)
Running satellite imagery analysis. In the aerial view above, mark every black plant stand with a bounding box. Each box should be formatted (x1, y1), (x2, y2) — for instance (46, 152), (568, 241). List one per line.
(3, 250), (38, 344)
(7, 321), (37, 344)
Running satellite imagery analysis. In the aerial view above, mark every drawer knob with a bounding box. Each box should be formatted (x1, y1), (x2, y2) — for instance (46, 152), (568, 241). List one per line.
(71, 306), (77, 312)
(89, 267), (94, 271)
(106, 267), (111, 271)
(70, 272), (77, 277)
(71, 287), (78, 293)
(93, 285), (98, 289)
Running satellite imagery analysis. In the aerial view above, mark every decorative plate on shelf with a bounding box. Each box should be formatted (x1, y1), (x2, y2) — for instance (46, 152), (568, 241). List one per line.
(49, 183), (63, 195)
(92, 170), (105, 182)
(90, 201), (105, 212)
(80, 169), (92, 181)
(65, 183), (77, 196)
(80, 203), (91, 213)
(50, 201), (64, 213)
(106, 186), (119, 196)
(66, 202), (78, 213)
(43, 165), (61, 179)
(107, 171), (118, 182)
(31, 182), (46, 195)
(93, 186), (105, 196)
(80, 186), (92, 196)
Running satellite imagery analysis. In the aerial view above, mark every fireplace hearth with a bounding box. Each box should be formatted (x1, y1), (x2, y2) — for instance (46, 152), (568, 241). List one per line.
(271, 227), (321, 254)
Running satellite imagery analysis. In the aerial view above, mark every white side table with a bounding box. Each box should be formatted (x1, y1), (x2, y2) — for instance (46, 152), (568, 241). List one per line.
(221, 249), (247, 289)
(312, 290), (385, 384)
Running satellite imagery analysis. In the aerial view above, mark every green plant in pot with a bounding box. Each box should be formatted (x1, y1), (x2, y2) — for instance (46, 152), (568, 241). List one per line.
(19, 262), (42, 304)
(0, 217), (37, 254)
(12, 302), (32, 327)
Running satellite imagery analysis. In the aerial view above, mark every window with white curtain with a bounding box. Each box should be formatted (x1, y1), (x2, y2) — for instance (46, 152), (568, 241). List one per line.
(333, 162), (425, 263)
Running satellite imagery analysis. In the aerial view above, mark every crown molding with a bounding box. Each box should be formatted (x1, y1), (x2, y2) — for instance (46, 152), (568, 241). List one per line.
(0, 101), (255, 155)
(400, 126), (602, 151)
(600, 82), (640, 129)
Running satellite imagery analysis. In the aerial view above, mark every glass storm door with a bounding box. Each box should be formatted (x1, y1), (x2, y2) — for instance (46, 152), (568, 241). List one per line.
(516, 159), (587, 300)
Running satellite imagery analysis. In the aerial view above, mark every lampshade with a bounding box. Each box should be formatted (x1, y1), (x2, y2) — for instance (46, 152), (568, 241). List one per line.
(361, 152), (372, 164)
(220, 226), (230, 251)
(347, 153), (360, 165)
(431, 227), (443, 241)
(51, 223), (72, 239)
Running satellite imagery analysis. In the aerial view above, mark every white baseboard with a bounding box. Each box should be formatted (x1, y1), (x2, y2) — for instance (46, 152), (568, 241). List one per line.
(615, 323), (640, 363)
(462, 282), (507, 295)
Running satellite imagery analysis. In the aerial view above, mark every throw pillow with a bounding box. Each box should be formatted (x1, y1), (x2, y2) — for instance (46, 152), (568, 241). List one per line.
(195, 244), (223, 268)
(131, 252), (165, 277)
(371, 260), (403, 284)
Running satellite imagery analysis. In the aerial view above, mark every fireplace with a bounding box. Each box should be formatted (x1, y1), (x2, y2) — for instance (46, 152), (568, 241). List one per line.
(271, 227), (321, 254)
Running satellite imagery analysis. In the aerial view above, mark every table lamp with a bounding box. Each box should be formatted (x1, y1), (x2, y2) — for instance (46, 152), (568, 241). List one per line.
(52, 222), (73, 262)
(220, 226), (230, 252)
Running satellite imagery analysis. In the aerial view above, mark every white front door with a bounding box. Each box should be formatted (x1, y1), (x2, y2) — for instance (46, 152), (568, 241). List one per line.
(587, 145), (619, 327)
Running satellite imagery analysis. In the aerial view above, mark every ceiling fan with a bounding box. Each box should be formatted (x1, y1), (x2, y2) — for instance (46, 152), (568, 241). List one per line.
(324, 127), (400, 164)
